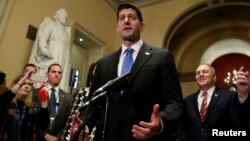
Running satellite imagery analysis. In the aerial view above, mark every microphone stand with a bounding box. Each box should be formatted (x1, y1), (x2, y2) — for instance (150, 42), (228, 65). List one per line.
(78, 91), (107, 109)
(102, 92), (109, 141)
(71, 91), (108, 141)
(73, 72), (131, 141)
(84, 91), (109, 141)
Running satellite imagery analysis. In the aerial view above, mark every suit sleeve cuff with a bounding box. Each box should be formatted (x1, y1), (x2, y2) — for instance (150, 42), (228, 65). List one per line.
(239, 94), (248, 104)
(155, 118), (164, 134)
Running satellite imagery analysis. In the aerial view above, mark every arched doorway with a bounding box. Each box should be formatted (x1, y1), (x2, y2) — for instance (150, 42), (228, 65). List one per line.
(163, 0), (250, 94)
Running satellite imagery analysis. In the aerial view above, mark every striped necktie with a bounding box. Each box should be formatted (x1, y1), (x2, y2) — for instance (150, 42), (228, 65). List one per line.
(200, 92), (207, 122)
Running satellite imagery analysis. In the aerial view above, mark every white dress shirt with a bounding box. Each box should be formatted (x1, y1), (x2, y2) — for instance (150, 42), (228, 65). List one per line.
(48, 85), (60, 112)
(197, 87), (215, 111)
(117, 39), (143, 76)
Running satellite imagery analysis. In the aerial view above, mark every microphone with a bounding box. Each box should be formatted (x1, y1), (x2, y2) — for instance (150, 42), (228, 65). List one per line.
(78, 72), (131, 111)
(77, 72), (132, 140)
(93, 71), (131, 95)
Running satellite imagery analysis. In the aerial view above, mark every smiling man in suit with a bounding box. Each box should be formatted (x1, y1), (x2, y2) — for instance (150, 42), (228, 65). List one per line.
(80, 3), (184, 141)
(180, 64), (248, 141)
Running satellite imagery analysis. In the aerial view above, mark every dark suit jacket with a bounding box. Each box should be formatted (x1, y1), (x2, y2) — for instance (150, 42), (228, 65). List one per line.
(85, 43), (184, 141)
(0, 90), (16, 134)
(0, 99), (36, 141)
(181, 88), (243, 141)
(36, 89), (72, 141)
(241, 95), (250, 135)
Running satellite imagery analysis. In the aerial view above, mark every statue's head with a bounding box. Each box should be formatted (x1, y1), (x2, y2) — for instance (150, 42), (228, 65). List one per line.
(54, 8), (68, 24)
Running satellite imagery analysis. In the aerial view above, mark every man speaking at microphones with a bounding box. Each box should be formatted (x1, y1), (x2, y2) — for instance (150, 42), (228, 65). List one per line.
(77, 3), (184, 141)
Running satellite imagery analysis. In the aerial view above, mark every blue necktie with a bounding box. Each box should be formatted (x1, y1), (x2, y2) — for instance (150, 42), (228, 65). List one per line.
(49, 88), (56, 117)
(120, 48), (133, 96)
(121, 48), (134, 75)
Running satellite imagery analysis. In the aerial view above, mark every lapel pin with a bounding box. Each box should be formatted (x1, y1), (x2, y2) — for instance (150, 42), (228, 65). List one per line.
(215, 94), (218, 97)
(145, 52), (150, 55)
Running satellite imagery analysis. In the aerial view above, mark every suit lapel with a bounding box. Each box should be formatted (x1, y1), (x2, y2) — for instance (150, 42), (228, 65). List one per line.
(57, 89), (65, 115)
(110, 49), (121, 77)
(109, 49), (123, 100)
(203, 89), (221, 123)
(127, 44), (152, 86)
(193, 92), (201, 120)
(120, 44), (152, 100)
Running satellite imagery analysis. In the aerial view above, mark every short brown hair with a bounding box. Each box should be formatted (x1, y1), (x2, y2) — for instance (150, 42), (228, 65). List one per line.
(47, 63), (62, 72)
(117, 3), (143, 22)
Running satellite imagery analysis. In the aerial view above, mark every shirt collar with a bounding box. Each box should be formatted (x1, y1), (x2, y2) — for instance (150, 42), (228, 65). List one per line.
(121, 39), (143, 54)
(48, 84), (60, 92)
(199, 86), (215, 98)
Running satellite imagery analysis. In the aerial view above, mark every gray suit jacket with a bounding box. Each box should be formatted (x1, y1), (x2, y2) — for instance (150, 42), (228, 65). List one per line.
(36, 88), (72, 141)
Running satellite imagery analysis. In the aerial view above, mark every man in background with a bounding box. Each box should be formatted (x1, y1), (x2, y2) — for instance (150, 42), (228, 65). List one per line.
(23, 63), (37, 74)
(35, 63), (72, 141)
(235, 66), (250, 136)
(180, 64), (247, 141)
(22, 63), (39, 104)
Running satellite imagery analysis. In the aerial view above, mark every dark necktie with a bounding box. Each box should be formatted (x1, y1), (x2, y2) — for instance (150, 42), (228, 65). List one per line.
(49, 88), (57, 117)
(121, 48), (134, 75)
(200, 92), (207, 122)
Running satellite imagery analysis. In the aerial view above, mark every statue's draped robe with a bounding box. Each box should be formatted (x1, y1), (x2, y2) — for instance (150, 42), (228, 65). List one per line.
(29, 17), (71, 92)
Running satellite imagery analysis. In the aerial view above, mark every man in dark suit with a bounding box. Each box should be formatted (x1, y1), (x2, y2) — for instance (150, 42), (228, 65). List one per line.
(180, 64), (248, 141)
(80, 3), (184, 141)
(35, 63), (72, 141)
(235, 67), (250, 135)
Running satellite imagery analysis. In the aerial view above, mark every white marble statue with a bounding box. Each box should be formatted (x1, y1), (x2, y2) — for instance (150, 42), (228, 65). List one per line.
(29, 8), (71, 92)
